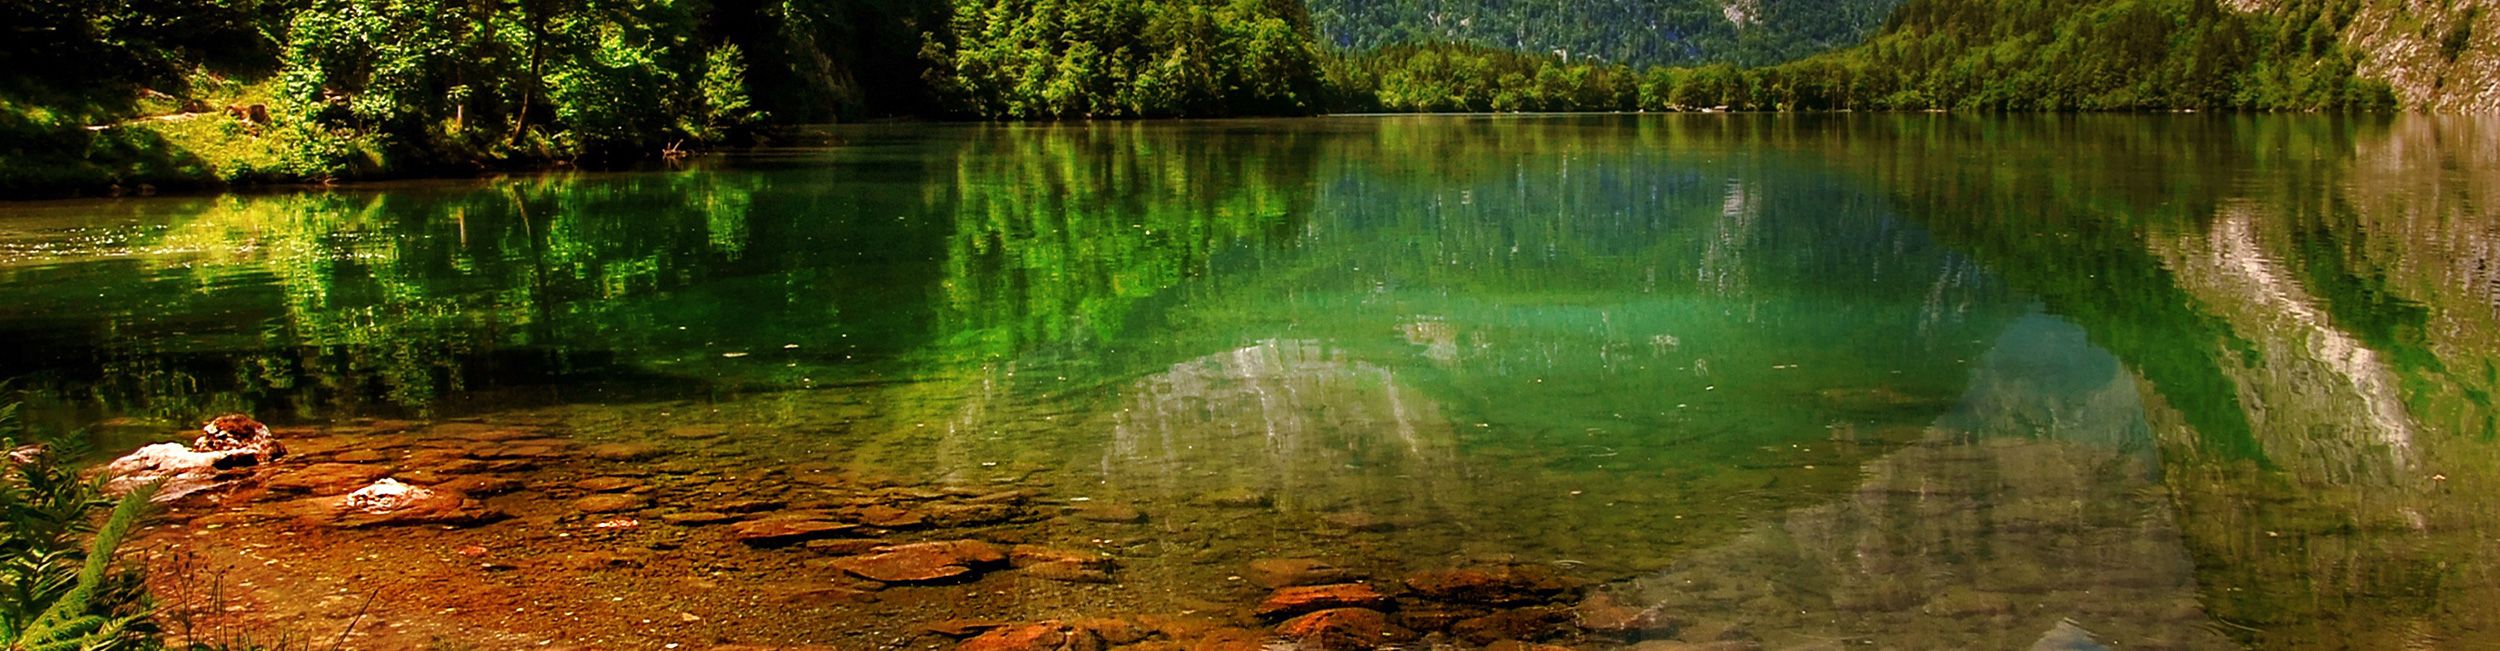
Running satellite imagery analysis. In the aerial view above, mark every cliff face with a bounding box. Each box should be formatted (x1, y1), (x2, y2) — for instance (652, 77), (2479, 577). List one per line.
(2342, 0), (2498, 110)
(2236, 0), (2498, 109)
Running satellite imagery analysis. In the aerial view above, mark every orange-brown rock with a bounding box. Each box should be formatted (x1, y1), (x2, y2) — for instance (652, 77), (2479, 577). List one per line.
(830, 539), (1005, 583)
(572, 493), (650, 513)
(957, 621), (1104, 651)
(583, 442), (665, 461)
(1575, 592), (1680, 635)
(1404, 565), (1577, 605)
(729, 518), (857, 546)
(1450, 606), (1576, 645)
(573, 476), (642, 492)
(1186, 628), (1272, 651)
(1273, 608), (1407, 650)
(925, 619), (1009, 637)
(1255, 583), (1389, 618)
(1485, 641), (1578, 651)
(852, 504), (927, 528)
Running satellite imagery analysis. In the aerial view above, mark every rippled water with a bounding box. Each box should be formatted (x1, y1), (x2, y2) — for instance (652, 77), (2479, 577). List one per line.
(2, 114), (2496, 649)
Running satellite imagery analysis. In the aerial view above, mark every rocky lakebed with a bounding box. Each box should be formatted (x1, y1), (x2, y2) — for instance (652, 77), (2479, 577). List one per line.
(112, 413), (1733, 651)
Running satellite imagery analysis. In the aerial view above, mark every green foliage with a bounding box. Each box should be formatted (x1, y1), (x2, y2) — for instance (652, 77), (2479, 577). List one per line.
(277, 0), (750, 161)
(1304, 0), (1904, 67)
(2440, 11), (2477, 61)
(0, 399), (160, 651)
(1331, 43), (1637, 112)
(693, 46), (766, 140)
(924, 0), (1328, 117)
(1325, 0), (2403, 112)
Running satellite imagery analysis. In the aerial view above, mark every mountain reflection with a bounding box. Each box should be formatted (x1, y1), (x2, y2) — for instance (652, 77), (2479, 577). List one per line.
(3, 115), (2499, 648)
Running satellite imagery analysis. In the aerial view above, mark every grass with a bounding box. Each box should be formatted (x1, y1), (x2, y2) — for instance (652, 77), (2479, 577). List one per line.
(1, 73), (383, 198)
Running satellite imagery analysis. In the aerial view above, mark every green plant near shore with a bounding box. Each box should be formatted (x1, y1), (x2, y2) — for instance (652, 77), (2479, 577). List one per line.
(0, 400), (163, 651)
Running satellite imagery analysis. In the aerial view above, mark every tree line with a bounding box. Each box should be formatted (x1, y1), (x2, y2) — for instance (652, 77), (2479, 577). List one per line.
(0, 0), (2401, 195)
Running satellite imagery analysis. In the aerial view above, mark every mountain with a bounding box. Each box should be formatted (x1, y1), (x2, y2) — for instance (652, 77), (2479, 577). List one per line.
(1304, 0), (1905, 66)
(2272, 0), (2495, 111)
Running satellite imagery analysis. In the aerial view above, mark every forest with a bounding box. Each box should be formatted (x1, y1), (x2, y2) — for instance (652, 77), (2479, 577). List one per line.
(0, 0), (2408, 196)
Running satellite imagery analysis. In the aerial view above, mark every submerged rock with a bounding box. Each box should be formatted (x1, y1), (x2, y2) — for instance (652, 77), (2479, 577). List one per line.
(1256, 584), (1389, 618)
(802, 538), (890, 555)
(1246, 558), (1353, 589)
(583, 442), (666, 461)
(1450, 606), (1575, 645)
(572, 493), (651, 514)
(957, 621), (1104, 651)
(829, 539), (1006, 583)
(729, 518), (858, 546)
(1274, 608), (1407, 650)
(572, 476), (643, 493)
(1405, 565), (1577, 606)
(305, 479), (503, 528)
(1009, 546), (1118, 583)
(851, 504), (928, 529)
(342, 478), (426, 511)
(1191, 488), (1272, 509)
(925, 619), (1010, 638)
(1574, 593), (1680, 635)
(2030, 619), (2110, 651)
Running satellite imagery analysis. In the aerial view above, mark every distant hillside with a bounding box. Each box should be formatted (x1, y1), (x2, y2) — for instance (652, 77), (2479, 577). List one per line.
(1305, 0), (1904, 66)
(2275, 0), (2496, 110)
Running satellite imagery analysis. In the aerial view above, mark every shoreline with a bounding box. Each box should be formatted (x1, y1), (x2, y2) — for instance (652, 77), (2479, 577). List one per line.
(1, 110), (2422, 204)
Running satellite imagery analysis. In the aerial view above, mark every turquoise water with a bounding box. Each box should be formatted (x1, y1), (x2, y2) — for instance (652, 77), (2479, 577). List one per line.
(2, 114), (2496, 649)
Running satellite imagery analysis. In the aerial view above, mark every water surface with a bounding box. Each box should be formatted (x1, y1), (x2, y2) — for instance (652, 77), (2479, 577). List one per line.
(2, 114), (2495, 649)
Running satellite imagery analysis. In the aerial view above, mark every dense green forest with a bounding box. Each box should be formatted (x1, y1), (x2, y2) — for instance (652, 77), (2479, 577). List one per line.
(1305, 0), (1904, 66)
(0, 0), (2405, 196)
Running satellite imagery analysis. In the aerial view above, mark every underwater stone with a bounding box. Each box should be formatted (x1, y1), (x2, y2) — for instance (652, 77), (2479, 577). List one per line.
(1274, 608), (1407, 650)
(1404, 565), (1577, 605)
(572, 493), (651, 513)
(1256, 584), (1390, 618)
(1246, 558), (1353, 589)
(572, 476), (643, 493)
(729, 518), (857, 546)
(830, 539), (1005, 583)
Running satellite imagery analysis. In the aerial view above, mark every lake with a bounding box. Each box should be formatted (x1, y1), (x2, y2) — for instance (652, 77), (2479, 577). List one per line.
(1, 114), (2494, 649)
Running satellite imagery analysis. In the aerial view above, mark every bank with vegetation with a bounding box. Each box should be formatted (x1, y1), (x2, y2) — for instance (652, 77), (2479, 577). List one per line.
(1, 0), (2480, 197)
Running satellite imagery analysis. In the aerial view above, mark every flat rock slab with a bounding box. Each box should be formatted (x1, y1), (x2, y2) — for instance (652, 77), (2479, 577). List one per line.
(1247, 558), (1353, 589)
(573, 493), (651, 513)
(1276, 608), (1408, 651)
(573, 477), (643, 493)
(1404, 565), (1577, 605)
(1256, 583), (1388, 618)
(582, 442), (666, 461)
(730, 519), (857, 546)
(829, 540), (1005, 583)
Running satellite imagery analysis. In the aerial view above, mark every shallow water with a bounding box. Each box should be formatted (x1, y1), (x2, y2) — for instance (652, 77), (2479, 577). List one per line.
(3, 114), (2498, 649)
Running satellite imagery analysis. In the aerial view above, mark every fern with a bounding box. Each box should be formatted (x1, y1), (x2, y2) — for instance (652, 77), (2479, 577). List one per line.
(0, 392), (160, 651)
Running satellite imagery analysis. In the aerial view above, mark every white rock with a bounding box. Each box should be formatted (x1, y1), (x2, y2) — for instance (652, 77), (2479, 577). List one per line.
(344, 478), (434, 513)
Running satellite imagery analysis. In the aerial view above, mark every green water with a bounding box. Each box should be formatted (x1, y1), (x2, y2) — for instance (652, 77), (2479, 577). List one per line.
(4, 114), (2497, 648)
